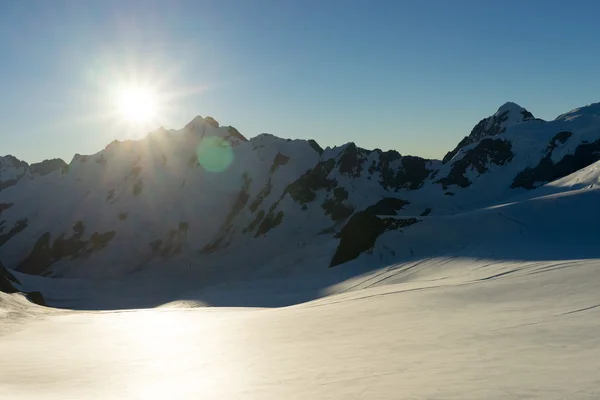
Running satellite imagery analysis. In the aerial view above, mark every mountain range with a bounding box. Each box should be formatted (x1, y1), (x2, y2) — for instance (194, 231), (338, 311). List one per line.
(1, 100), (600, 288)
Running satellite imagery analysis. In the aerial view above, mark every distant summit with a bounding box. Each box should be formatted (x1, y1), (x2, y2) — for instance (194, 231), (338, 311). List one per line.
(442, 102), (536, 163)
(183, 115), (248, 145)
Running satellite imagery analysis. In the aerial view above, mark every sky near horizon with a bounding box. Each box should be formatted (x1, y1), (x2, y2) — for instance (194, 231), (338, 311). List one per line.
(1, 0), (600, 163)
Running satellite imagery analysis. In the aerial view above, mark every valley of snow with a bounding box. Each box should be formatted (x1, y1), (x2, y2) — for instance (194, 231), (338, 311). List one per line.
(3, 254), (600, 398)
(2, 101), (600, 399)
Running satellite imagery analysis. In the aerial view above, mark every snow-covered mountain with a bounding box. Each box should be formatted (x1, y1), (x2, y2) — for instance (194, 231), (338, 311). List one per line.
(0, 155), (66, 190)
(1, 101), (600, 281)
(3, 102), (600, 399)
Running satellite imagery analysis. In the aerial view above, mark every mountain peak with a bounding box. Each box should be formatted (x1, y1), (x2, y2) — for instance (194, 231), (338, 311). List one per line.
(1, 155), (28, 170)
(495, 102), (535, 122)
(184, 115), (206, 131)
(0, 155), (29, 191)
(497, 101), (524, 113)
(184, 115), (221, 131)
(442, 102), (535, 163)
(29, 158), (67, 177)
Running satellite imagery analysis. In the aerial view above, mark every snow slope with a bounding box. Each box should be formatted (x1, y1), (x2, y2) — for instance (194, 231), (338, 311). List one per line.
(2, 253), (600, 399)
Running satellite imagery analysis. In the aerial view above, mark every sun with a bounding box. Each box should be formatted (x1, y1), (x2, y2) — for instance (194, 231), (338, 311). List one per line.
(115, 85), (158, 125)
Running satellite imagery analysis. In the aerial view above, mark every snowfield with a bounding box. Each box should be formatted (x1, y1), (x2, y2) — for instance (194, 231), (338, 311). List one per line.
(2, 253), (600, 399)
(3, 183), (600, 399)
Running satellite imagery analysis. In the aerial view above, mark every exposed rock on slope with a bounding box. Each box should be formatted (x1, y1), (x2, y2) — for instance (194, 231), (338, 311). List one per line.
(437, 139), (514, 188)
(0, 260), (20, 293)
(0, 260), (46, 305)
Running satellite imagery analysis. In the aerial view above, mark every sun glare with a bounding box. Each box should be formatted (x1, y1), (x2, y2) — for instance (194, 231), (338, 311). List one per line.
(115, 85), (158, 125)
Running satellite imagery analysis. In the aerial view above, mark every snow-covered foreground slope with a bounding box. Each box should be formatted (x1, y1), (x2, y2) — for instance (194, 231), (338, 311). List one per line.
(2, 253), (600, 399)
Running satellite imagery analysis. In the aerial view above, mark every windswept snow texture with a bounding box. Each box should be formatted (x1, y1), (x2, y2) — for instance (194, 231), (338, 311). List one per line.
(2, 103), (600, 398)
(2, 246), (600, 398)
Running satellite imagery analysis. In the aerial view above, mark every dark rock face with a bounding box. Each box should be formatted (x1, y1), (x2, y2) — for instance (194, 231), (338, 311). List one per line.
(364, 198), (410, 215)
(381, 155), (431, 191)
(25, 291), (46, 306)
(255, 210), (284, 236)
(133, 179), (143, 196)
(246, 143), (430, 239)
(520, 109), (534, 119)
(225, 126), (248, 142)
(308, 139), (323, 155)
(285, 159), (337, 204)
(338, 143), (369, 178)
(249, 179), (273, 213)
(512, 135), (600, 189)
(16, 225), (116, 275)
(0, 260), (20, 293)
(202, 174), (252, 253)
(365, 150), (431, 191)
(437, 139), (514, 189)
(130, 166), (142, 179)
(245, 209), (265, 234)
(267, 144), (431, 231)
(0, 179), (19, 191)
(149, 223), (189, 258)
(0, 219), (28, 247)
(442, 136), (471, 165)
(226, 174), (252, 226)
(29, 158), (67, 176)
(368, 150), (395, 178)
(318, 144), (432, 192)
(106, 189), (116, 203)
(1, 260), (47, 306)
(270, 153), (290, 173)
(0, 202), (14, 217)
(420, 208), (432, 216)
(321, 187), (354, 221)
(546, 131), (572, 153)
(329, 197), (418, 267)
(330, 211), (419, 267)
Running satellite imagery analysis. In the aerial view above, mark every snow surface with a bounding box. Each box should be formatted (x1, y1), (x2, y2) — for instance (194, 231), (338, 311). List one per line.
(2, 254), (600, 399)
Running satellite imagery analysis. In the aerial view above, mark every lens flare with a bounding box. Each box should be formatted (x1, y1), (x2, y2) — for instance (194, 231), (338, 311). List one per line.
(196, 137), (234, 172)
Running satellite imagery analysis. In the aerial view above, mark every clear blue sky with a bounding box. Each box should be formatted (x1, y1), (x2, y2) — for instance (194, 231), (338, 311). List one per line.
(1, 0), (600, 163)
